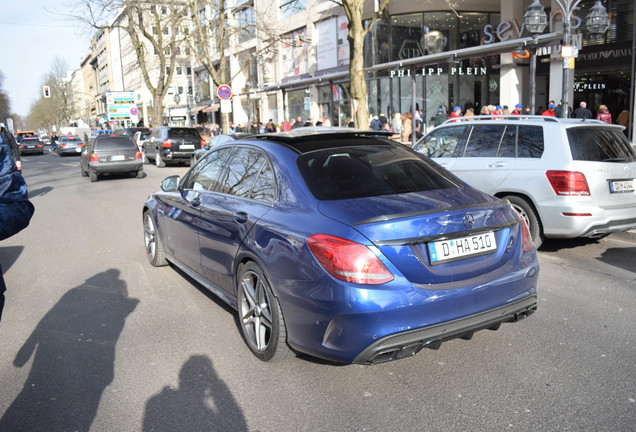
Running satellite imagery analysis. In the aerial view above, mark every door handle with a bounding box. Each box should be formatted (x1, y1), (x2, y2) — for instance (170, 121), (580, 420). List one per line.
(488, 162), (506, 168)
(233, 212), (248, 224)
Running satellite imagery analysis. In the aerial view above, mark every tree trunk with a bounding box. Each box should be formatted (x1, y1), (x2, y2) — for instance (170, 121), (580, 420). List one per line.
(347, 5), (368, 129)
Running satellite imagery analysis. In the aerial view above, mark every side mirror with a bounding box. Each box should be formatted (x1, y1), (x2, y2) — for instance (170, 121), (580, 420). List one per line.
(161, 175), (180, 192)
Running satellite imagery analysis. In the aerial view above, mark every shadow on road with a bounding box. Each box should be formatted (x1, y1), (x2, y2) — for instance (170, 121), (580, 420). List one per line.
(0, 246), (24, 273)
(0, 269), (139, 431)
(142, 355), (248, 432)
(28, 186), (54, 198)
(597, 246), (636, 273)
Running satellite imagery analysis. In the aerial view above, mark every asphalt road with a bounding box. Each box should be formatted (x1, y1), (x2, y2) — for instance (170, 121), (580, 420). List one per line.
(0, 149), (634, 432)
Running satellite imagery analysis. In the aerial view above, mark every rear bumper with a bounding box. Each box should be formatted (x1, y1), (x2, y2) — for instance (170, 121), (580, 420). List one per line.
(540, 199), (636, 238)
(353, 295), (537, 364)
(90, 160), (143, 174)
(160, 150), (195, 161)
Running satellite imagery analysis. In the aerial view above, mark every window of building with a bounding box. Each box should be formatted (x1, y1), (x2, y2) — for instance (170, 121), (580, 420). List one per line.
(236, 3), (255, 43)
(281, 0), (306, 18)
(176, 66), (182, 75)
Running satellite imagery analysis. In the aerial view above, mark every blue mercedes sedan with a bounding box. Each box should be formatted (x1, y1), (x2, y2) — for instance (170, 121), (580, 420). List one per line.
(142, 128), (539, 364)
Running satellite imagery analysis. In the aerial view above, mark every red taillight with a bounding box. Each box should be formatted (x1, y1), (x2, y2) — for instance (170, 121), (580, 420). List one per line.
(135, 151), (142, 160)
(19, 145), (24, 149)
(162, 139), (172, 148)
(37, 144), (43, 148)
(201, 139), (206, 147)
(79, 142), (85, 146)
(546, 170), (590, 196)
(519, 217), (534, 252)
(306, 234), (394, 285)
(89, 153), (99, 162)
(60, 144), (67, 148)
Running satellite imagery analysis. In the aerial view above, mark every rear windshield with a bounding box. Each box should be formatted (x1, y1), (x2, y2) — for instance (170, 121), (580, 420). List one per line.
(297, 145), (461, 200)
(168, 128), (201, 138)
(567, 127), (636, 162)
(95, 137), (137, 150)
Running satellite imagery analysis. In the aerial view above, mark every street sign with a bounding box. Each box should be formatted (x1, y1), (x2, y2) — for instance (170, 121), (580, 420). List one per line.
(220, 99), (232, 113)
(217, 85), (232, 100)
(130, 107), (138, 116)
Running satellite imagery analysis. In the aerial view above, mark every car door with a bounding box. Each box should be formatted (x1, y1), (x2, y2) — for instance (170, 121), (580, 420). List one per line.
(163, 146), (235, 275)
(448, 124), (516, 194)
(198, 146), (276, 297)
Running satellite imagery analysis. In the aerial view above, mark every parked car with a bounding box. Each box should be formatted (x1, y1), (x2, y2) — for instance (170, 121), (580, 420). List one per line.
(413, 115), (636, 248)
(80, 135), (143, 182)
(18, 137), (44, 155)
(142, 128), (539, 364)
(56, 135), (85, 156)
(190, 133), (252, 165)
(142, 126), (204, 167)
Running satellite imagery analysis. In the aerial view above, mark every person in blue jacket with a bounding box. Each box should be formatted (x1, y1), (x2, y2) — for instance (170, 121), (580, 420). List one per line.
(0, 126), (35, 322)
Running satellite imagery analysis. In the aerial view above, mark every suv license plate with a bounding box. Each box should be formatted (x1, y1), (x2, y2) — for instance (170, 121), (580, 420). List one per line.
(111, 155), (125, 161)
(428, 232), (497, 265)
(180, 144), (195, 150)
(609, 180), (634, 193)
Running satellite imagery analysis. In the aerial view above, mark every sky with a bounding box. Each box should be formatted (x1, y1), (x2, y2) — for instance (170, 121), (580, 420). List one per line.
(0, 0), (90, 117)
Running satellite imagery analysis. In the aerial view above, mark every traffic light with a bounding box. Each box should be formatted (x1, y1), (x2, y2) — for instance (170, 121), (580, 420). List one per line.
(43, 86), (51, 98)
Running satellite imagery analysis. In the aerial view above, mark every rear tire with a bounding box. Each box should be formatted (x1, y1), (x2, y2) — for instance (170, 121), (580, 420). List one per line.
(81, 165), (88, 177)
(90, 170), (98, 182)
(237, 262), (293, 362)
(504, 194), (544, 249)
(156, 150), (166, 168)
(136, 169), (144, 179)
(143, 210), (167, 266)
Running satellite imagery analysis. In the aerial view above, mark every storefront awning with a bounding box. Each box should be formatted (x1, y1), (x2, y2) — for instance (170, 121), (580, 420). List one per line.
(259, 32), (562, 93)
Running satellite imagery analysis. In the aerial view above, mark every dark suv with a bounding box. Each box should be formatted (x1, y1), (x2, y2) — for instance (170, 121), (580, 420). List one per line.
(143, 126), (204, 167)
(80, 135), (143, 182)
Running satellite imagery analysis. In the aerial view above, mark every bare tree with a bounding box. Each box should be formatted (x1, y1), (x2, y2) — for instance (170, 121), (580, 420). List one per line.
(68, 0), (187, 127)
(184, 0), (282, 131)
(332, 0), (459, 128)
(25, 58), (73, 132)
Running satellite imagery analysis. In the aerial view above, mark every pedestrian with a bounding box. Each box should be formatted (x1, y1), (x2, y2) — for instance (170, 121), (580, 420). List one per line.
(573, 101), (593, 119)
(464, 107), (475, 119)
(512, 103), (524, 115)
(450, 106), (462, 121)
(434, 108), (447, 126)
(480, 106), (491, 117)
(493, 105), (503, 119)
(542, 104), (557, 117)
(0, 126), (35, 322)
(596, 105), (612, 124)
(266, 119), (277, 133)
(391, 112), (403, 136)
(291, 116), (303, 129)
(369, 114), (381, 131)
(401, 112), (412, 143)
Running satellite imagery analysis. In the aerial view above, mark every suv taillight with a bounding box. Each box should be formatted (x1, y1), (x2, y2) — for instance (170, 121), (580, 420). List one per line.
(546, 170), (590, 196)
(306, 234), (394, 285)
(89, 153), (99, 162)
(162, 139), (172, 148)
(135, 151), (142, 160)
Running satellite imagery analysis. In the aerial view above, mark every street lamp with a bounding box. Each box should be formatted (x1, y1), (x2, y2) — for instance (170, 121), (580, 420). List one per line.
(523, 0), (548, 115)
(553, 0), (610, 118)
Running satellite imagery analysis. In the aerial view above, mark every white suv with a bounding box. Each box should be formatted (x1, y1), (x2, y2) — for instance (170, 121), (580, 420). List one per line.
(414, 115), (636, 248)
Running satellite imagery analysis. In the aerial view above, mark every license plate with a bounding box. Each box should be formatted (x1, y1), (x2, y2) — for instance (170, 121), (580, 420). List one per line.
(609, 179), (634, 193)
(76, 148), (82, 152)
(27, 145), (35, 148)
(428, 231), (497, 265)
(111, 155), (125, 161)
(180, 144), (195, 150)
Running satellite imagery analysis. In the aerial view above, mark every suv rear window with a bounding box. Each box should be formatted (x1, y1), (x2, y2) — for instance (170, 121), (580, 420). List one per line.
(567, 127), (636, 162)
(95, 137), (137, 150)
(297, 145), (460, 200)
(168, 128), (201, 138)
